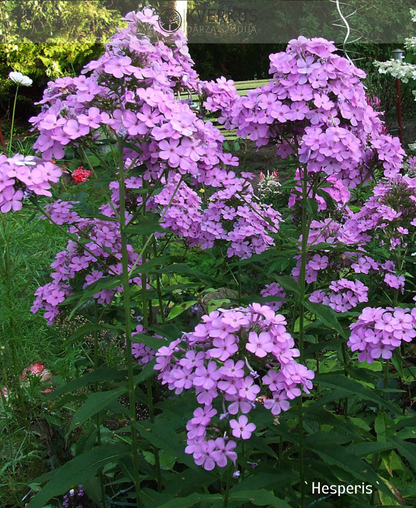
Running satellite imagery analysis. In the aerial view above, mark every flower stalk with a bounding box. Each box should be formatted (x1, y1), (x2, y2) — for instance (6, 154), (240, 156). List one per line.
(117, 138), (141, 507)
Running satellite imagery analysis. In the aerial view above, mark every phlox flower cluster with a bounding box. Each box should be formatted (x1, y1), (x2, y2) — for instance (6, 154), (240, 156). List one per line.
(292, 252), (331, 285)
(28, 7), (236, 191)
(31, 201), (143, 324)
(288, 169), (350, 212)
(32, 160), (281, 325)
(0, 154), (62, 212)
(199, 77), (239, 128)
(131, 323), (166, 366)
(293, 223), (400, 293)
(348, 306), (416, 363)
(346, 175), (416, 252)
(297, 175), (416, 297)
(260, 282), (286, 310)
(214, 36), (404, 188)
(153, 172), (282, 259)
(154, 304), (314, 470)
(309, 279), (368, 313)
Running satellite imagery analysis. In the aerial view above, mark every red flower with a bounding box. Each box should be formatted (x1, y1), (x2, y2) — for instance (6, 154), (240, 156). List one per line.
(72, 166), (93, 184)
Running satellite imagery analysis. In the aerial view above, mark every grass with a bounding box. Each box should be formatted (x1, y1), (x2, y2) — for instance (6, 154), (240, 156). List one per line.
(0, 208), (83, 508)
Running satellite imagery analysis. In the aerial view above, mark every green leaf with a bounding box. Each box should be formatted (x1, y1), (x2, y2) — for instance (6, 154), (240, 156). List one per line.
(347, 442), (396, 457)
(141, 492), (223, 508)
(93, 214), (118, 222)
(46, 367), (126, 399)
(300, 197), (319, 220)
(387, 436), (416, 472)
(156, 263), (215, 285)
(375, 413), (387, 442)
(65, 276), (122, 319)
(316, 187), (335, 209)
(68, 387), (127, 433)
(135, 418), (195, 468)
(230, 490), (291, 507)
(86, 155), (101, 167)
(133, 359), (156, 386)
(230, 250), (279, 267)
(26, 445), (130, 508)
(304, 439), (394, 499)
(391, 351), (404, 376)
(130, 255), (175, 278)
(304, 337), (344, 355)
(303, 300), (347, 338)
(131, 334), (168, 350)
(315, 374), (399, 414)
(229, 472), (290, 494)
(274, 275), (300, 295)
(123, 141), (143, 154)
(65, 322), (123, 346)
(148, 323), (182, 342)
(393, 415), (416, 430)
(167, 300), (198, 320)
(162, 467), (217, 497)
(125, 215), (166, 236)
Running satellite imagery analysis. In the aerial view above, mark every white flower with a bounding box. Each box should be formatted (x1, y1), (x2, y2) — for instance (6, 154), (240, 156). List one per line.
(8, 71), (33, 86)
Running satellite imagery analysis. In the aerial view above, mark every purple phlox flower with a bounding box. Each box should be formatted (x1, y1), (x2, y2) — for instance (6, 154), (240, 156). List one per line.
(308, 254), (328, 271)
(220, 309), (250, 329)
(191, 405), (217, 427)
(264, 393), (290, 415)
(229, 415), (256, 439)
(158, 138), (188, 168)
(193, 439), (218, 471)
(239, 376), (260, 401)
(246, 331), (274, 358)
(209, 335), (239, 361)
(193, 362), (221, 391)
(211, 437), (237, 467)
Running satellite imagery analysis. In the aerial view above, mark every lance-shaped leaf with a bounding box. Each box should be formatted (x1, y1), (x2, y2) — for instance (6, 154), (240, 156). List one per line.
(315, 374), (399, 413)
(68, 386), (127, 433)
(26, 445), (130, 508)
(46, 367), (127, 399)
(303, 300), (347, 338)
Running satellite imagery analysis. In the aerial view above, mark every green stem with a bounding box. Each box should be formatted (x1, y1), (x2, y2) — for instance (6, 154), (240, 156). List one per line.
(146, 379), (162, 491)
(127, 176), (184, 278)
(238, 265), (242, 304)
(153, 239), (166, 325)
(297, 165), (312, 508)
(117, 138), (141, 507)
(94, 302), (106, 508)
(8, 85), (19, 157)
(223, 465), (233, 508)
(383, 360), (389, 394)
(141, 245), (149, 329)
(341, 343), (349, 420)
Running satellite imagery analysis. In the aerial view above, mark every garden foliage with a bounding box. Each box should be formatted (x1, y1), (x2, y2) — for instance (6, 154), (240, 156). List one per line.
(2, 7), (416, 508)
